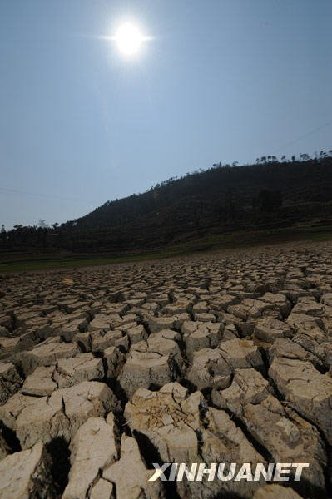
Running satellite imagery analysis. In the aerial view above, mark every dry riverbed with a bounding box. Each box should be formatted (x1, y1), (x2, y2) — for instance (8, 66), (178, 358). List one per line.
(0, 241), (331, 498)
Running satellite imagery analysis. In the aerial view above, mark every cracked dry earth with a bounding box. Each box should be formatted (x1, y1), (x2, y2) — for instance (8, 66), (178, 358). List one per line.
(0, 242), (332, 499)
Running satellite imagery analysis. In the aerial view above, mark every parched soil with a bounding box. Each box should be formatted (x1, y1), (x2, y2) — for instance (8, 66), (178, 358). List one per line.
(0, 241), (331, 498)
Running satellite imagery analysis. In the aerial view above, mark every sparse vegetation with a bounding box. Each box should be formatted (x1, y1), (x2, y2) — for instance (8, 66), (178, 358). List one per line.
(1, 154), (332, 261)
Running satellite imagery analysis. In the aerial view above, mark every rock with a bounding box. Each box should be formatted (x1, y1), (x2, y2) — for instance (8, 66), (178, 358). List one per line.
(132, 332), (182, 364)
(59, 319), (88, 341)
(119, 350), (178, 399)
(63, 415), (117, 499)
(260, 292), (291, 317)
(125, 383), (202, 462)
(253, 485), (303, 499)
(222, 319), (239, 337)
(268, 338), (323, 368)
(119, 334), (182, 398)
(269, 357), (332, 444)
(91, 329), (129, 353)
(181, 321), (223, 359)
(194, 312), (216, 322)
(245, 399), (326, 492)
(228, 299), (272, 320)
(0, 337), (21, 358)
(104, 346), (126, 378)
(321, 293), (332, 307)
(90, 478), (114, 499)
(218, 338), (264, 370)
(22, 354), (105, 396)
(254, 317), (293, 343)
(22, 366), (57, 396)
(287, 313), (325, 340)
(0, 325), (11, 337)
(192, 301), (208, 314)
(0, 315), (13, 332)
(125, 382), (266, 498)
(164, 299), (191, 314)
(212, 369), (327, 493)
(0, 442), (54, 498)
(211, 368), (270, 417)
(120, 313), (139, 326)
(75, 332), (91, 352)
(148, 316), (177, 333)
(0, 391), (38, 430)
(209, 294), (238, 311)
(1, 381), (116, 448)
(125, 324), (148, 344)
(54, 354), (104, 388)
(292, 298), (324, 317)
(199, 407), (264, 498)
(103, 435), (164, 499)
(186, 348), (232, 390)
(88, 313), (112, 331)
(19, 340), (79, 375)
(0, 431), (10, 460)
(0, 362), (22, 404)
(153, 328), (180, 342)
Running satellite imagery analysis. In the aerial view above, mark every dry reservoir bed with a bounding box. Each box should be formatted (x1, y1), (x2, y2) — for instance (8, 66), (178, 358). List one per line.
(0, 241), (331, 499)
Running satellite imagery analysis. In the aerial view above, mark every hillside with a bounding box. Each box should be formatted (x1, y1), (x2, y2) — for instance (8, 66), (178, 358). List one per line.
(2, 156), (332, 255)
(64, 157), (332, 251)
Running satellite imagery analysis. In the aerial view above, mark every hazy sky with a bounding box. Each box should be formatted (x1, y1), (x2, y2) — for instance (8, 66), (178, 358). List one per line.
(1, 0), (331, 228)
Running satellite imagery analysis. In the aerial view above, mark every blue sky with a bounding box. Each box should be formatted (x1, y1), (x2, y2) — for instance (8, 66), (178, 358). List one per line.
(0, 0), (331, 227)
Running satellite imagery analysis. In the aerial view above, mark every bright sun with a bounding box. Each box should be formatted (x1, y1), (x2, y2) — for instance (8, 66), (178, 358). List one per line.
(114, 22), (147, 57)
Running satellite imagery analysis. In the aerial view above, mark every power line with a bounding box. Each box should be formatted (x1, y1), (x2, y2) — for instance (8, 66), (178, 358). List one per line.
(274, 121), (332, 155)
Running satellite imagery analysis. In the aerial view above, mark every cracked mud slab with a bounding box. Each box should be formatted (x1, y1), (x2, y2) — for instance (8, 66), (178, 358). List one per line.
(0, 240), (331, 498)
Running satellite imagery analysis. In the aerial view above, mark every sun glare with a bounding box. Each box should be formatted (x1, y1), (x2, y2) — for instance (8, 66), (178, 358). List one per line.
(114, 22), (147, 57)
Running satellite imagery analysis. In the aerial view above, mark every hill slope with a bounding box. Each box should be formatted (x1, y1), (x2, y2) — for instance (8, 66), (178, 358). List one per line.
(2, 157), (332, 255)
(63, 157), (332, 251)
